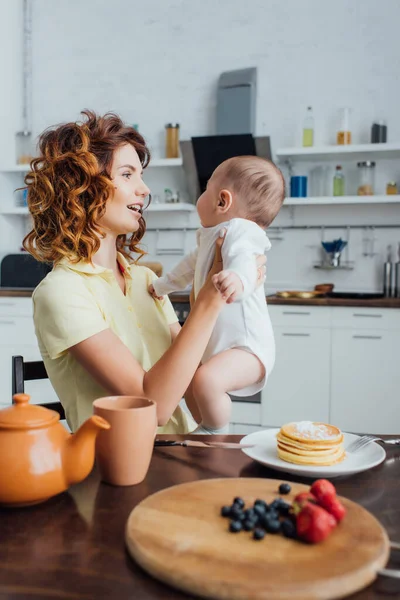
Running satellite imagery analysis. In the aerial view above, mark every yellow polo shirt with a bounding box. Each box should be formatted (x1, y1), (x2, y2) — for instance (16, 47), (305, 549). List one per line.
(32, 253), (195, 434)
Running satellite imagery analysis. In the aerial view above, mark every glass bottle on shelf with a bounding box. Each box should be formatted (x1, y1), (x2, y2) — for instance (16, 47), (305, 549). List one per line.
(333, 165), (345, 196)
(15, 130), (33, 165)
(336, 108), (352, 145)
(357, 161), (375, 196)
(165, 123), (180, 158)
(302, 106), (314, 147)
(386, 181), (398, 195)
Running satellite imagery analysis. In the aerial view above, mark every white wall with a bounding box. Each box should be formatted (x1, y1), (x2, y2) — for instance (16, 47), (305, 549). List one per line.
(30, 0), (400, 153)
(1, 0), (400, 291)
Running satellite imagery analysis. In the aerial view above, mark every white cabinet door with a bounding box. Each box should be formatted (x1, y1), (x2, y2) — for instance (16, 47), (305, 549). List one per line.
(261, 327), (331, 427)
(331, 329), (400, 434)
(0, 316), (58, 407)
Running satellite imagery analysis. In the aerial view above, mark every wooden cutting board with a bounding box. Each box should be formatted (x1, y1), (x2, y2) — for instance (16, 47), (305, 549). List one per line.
(125, 478), (390, 600)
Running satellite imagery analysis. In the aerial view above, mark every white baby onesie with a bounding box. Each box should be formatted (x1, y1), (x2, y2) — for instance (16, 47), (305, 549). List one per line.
(152, 218), (275, 396)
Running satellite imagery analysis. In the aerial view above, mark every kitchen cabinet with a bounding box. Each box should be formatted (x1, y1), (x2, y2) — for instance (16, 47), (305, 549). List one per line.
(330, 308), (400, 433)
(0, 298), (58, 406)
(261, 322), (331, 427)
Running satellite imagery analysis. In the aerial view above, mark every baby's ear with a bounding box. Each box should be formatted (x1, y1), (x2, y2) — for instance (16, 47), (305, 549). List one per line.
(217, 189), (233, 211)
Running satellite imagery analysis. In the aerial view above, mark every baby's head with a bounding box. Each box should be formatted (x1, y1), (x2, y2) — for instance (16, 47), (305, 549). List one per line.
(196, 155), (285, 228)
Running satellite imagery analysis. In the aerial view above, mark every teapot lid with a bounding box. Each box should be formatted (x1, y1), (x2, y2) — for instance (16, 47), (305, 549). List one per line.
(0, 394), (59, 429)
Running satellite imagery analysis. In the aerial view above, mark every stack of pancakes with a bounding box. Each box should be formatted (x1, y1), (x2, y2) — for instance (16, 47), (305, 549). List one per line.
(276, 421), (346, 466)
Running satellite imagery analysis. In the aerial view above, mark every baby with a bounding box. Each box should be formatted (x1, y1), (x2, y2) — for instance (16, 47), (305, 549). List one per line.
(149, 156), (285, 434)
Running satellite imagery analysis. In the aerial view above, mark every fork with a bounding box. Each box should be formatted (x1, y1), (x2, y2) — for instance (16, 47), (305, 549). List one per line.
(346, 435), (400, 453)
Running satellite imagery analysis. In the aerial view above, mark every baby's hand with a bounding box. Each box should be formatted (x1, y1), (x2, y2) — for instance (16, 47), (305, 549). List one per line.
(148, 284), (164, 301)
(212, 270), (243, 304)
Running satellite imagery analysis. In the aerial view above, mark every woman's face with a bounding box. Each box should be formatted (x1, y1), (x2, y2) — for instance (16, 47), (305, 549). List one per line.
(99, 143), (150, 236)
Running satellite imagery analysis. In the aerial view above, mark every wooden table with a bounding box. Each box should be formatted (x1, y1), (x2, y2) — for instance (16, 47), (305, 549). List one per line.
(0, 435), (399, 599)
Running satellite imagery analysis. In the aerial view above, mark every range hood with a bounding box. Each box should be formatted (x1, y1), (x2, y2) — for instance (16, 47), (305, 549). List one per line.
(180, 67), (272, 199)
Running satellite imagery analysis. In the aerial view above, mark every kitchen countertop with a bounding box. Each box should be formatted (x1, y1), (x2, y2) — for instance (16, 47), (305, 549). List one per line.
(0, 288), (34, 298)
(2, 287), (400, 308)
(0, 433), (398, 599)
(169, 292), (400, 309)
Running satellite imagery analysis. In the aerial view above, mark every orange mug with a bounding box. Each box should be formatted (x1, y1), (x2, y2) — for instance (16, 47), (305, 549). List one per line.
(93, 396), (157, 486)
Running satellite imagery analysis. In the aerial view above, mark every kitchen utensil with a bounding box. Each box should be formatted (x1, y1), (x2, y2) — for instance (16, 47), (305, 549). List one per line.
(314, 283), (334, 293)
(0, 394), (109, 506)
(394, 242), (400, 298)
(346, 435), (400, 453)
(241, 429), (386, 478)
(276, 290), (324, 299)
(154, 439), (255, 449)
(93, 396), (157, 486)
(125, 477), (390, 600)
(321, 239), (348, 267)
(383, 244), (393, 297)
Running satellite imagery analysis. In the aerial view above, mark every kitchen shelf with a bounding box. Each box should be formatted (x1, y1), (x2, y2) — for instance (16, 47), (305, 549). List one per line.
(285, 195), (400, 206)
(276, 143), (400, 162)
(0, 158), (183, 173)
(0, 202), (195, 216)
(314, 263), (354, 271)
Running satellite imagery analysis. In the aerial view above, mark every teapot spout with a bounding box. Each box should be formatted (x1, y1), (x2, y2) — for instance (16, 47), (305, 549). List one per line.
(63, 415), (110, 486)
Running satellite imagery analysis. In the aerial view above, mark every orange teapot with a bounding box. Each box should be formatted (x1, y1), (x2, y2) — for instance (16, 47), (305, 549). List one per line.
(0, 393), (110, 507)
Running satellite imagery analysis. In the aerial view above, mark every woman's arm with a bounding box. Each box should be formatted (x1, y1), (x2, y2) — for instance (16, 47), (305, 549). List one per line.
(69, 239), (226, 426)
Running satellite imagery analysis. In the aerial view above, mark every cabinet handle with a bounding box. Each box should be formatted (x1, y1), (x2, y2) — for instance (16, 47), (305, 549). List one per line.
(352, 313), (382, 319)
(352, 335), (382, 340)
(0, 302), (16, 307)
(0, 320), (15, 325)
(282, 311), (311, 316)
(283, 333), (311, 337)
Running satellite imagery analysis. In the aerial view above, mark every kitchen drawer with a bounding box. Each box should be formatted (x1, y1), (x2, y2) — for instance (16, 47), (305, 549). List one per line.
(0, 316), (37, 346)
(231, 402), (261, 425)
(331, 307), (400, 330)
(0, 297), (33, 317)
(268, 305), (331, 328)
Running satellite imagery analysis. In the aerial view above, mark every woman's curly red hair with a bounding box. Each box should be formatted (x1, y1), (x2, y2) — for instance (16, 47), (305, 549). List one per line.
(23, 110), (151, 264)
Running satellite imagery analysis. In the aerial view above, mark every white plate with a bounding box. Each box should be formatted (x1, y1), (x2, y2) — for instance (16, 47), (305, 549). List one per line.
(241, 429), (386, 478)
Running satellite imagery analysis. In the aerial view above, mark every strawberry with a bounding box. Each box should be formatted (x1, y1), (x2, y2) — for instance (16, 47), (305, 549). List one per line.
(310, 479), (336, 504)
(291, 491), (317, 515)
(320, 495), (347, 523)
(296, 503), (337, 544)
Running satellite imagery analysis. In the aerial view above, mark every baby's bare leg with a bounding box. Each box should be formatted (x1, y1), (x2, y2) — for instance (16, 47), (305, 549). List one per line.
(184, 378), (202, 424)
(192, 349), (265, 430)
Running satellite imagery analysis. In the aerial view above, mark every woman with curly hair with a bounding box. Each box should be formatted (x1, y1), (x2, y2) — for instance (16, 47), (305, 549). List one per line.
(25, 110), (265, 433)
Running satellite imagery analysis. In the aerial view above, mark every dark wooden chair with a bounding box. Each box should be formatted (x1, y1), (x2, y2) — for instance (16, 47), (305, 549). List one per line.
(12, 355), (66, 420)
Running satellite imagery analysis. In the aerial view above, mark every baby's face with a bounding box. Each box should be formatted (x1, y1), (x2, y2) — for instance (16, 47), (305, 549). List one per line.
(196, 171), (221, 227)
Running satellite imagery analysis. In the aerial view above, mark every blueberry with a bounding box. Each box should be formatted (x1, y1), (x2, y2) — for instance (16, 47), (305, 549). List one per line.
(279, 483), (291, 495)
(233, 497), (245, 509)
(221, 505), (232, 517)
(253, 528), (265, 540)
(243, 519), (255, 531)
(254, 504), (266, 518)
(270, 498), (285, 510)
(229, 520), (243, 533)
(277, 501), (291, 517)
(230, 505), (244, 521)
(281, 519), (297, 539)
(264, 518), (281, 534)
(254, 499), (268, 510)
(268, 510), (279, 521)
(244, 508), (256, 520)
